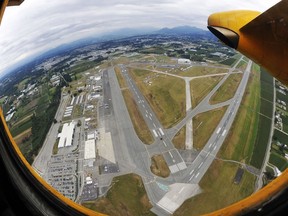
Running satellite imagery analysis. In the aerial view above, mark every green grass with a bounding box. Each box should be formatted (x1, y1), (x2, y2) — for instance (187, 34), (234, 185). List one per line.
(210, 73), (243, 104)
(190, 76), (224, 108)
(172, 126), (186, 150)
(115, 66), (128, 89)
(220, 54), (241, 66)
(218, 64), (260, 164)
(82, 173), (155, 216)
(249, 68), (274, 169)
(177, 66), (228, 77)
(193, 107), (227, 151)
(174, 160), (256, 216)
(236, 60), (247, 70)
(273, 129), (288, 144)
(269, 152), (288, 172)
(220, 57), (238, 66)
(10, 119), (32, 137)
(260, 99), (273, 117)
(129, 68), (186, 128)
(122, 89), (154, 144)
(250, 115), (272, 168)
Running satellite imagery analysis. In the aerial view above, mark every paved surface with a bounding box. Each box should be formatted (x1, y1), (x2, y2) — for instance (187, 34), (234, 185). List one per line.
(33, 56), (255, 215)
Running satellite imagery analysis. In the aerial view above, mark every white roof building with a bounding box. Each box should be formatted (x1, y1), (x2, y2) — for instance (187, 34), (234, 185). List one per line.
(178, 58), (191, 64)
(58, 122), (75, 148)
(84, 139), (96, 160)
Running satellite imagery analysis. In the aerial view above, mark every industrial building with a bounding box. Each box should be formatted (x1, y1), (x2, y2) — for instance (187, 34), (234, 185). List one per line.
(84, 139), (96, 167)
(58, 121), (76, 148)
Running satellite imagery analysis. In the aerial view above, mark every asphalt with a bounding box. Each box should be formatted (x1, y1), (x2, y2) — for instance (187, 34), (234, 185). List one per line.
(33, 56), (254, 216)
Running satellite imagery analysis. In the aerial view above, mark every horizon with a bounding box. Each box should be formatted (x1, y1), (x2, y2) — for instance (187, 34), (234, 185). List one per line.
(0, 0), (280, 76)
(0, 25), (210, 78)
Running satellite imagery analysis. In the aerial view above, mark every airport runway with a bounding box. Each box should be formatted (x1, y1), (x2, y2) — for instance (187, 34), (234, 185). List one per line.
(111, 57), (254, 215)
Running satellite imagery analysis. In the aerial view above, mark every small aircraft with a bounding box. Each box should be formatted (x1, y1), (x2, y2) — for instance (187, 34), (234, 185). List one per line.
(208, 0), (288, 85)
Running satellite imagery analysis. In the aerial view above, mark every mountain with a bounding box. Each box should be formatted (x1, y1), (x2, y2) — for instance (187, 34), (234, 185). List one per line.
(155, 25), (209, 35)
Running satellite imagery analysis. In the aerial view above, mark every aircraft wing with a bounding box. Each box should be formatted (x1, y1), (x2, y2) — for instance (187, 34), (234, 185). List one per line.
(240, 0), (288, 43)
(208, 0), (288, 85)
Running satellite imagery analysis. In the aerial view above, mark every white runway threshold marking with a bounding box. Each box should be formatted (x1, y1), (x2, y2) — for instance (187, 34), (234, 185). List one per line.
(216, 127), (221, 134)
(156, 183), (202, 214)
(159, 128), (164, 136)
(152, 130), (158, 137)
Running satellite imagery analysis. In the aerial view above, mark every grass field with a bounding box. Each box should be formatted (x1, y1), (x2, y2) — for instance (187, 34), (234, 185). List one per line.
(82, 173), (155, 216)
(150, 154), (170, 178)
(172, 126), (186, 150)
(260, 98), (273, 117)
(210, 73), (243, 104)
(122, 89), (154, 144)
(193, 107), (227, 151)
(236, 60), (247, 70)
(249, 69), (274, 169)
(220, 54), (241, 66)
(174, 160), (256, 216)
(273, 129), (288, 145)
(129, 68), (186, 128)
(190, 76), (224, 108)
(177, 66), (228, 77)
(250, 115), (272, 168)
(218, 64), (261, 164)
(13, 128), (32, 144)
(261, 82), (274, 102)
(10, 119), (32, 137)
(115, 66), (128, 89)
(269, 151), (288, 172)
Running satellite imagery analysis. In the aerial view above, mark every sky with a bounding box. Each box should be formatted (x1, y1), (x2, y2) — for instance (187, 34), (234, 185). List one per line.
(0, 0), (280, 75)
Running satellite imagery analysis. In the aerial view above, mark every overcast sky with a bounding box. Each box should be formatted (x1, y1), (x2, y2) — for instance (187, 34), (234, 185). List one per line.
(0, 0), (280, 75)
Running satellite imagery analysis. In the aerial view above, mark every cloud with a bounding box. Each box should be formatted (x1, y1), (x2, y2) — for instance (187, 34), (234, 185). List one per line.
(0, 0), (280, 74)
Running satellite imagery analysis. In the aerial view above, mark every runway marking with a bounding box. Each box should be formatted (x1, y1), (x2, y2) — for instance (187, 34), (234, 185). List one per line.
(150, 113), (152, 116)
(216, 127), (221, 134)
(213, 146), (217, 151)
(152, 130), (158, 137)
(163, 141), (167, 147)
(178, 187), (185, 194)
(189, 174), (195, 181)
(222, 130), (227, 136)
(146, 110), (148, 114)
(195, 172), (200, 178)
(205, 153), (209, 159)
(189, 169), (194, 175)
(142, 104), (145, 108)
(153, 123), (156, 128)
(145, 114), (148, 118)
(159, 128), (164, 136)
(169, 151), (174, 159)
(209, 143), (212, 148)
(149, 116), (152, 120)
(198, 162), (203, 169)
